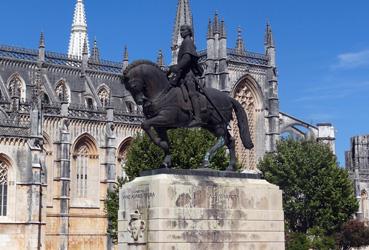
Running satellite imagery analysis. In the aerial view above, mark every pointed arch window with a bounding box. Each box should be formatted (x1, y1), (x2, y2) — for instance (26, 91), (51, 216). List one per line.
(97, 87), (110, 107)
(8, 74), (26, 101)
(76, 145), (89, 198)
(231, 76), (263, 171)
(85, 97), (95, 109)
(125, 101), (135, 113)
(71, 135), (99, 207)
(42, 92), (50, 104)
(0, 160), (8, 216)
(117, 138), (133, 181)
(55, 80), (70, 103)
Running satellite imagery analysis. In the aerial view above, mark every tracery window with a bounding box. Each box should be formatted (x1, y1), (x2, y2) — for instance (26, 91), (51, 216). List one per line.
(71, 135), (99, 207)
(231, 77), (262, 171)
(76, 145), (89, 198)
(8, 74), (25, 101)
(55, 80), (70, 103)
(125, 101), (135, 113)
(97, 87), (110, 107)
(0, 161), (8, 216)
(42, 92), (50, 104)
(117, 138), (132, 181)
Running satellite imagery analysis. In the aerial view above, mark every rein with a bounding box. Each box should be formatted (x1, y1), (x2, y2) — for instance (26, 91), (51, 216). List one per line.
(149, 84), (172, 106)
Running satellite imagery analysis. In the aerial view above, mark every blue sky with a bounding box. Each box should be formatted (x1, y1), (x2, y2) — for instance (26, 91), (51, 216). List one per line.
(1, 0), (369, 165)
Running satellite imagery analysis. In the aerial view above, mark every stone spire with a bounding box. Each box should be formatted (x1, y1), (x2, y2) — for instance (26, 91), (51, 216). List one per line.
(220, 19), (226, 39)
(264, 21), (276, 67)
(39, 32), (45, 49)
(235, 26), (246, 55)
(90, 38), (100, 63)
(171, 0), (193, 65)
(81, 38), (88, 74)
(264, 21), (275, 49)
(205, 12), (228, 90)
(213, 11), (219, 34)
(207, 19), (214, 39)
(156, 49), (165, 68)
(68, 0), (89, 58)
(82, 38), (88, 56)
(38, 32), (45, 63)
(123, 46), (129, 71)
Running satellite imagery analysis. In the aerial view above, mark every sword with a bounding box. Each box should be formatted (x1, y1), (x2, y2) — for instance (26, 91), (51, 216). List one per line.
(167, 69), (228, 125)
(195, 78), (228, 125)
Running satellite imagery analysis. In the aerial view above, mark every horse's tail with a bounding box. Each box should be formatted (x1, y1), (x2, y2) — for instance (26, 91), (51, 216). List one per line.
(231, 98), (254, 149)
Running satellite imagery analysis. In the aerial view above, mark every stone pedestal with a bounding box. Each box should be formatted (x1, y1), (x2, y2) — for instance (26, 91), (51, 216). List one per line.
(118, 169), (285, 250)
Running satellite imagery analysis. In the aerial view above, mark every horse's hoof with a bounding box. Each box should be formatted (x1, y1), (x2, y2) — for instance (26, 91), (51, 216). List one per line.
(160, 161), (172, 169)
(160, 163), (170, 169)
(226, 166), (235, 172)
(162, 156), (172, 169)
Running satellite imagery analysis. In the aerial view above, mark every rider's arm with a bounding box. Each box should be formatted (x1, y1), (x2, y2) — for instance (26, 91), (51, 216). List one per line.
(177, 53), (192, 70)
(169, 53), (192, 75)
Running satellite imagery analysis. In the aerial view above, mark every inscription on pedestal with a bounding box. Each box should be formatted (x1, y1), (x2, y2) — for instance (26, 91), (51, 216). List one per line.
(175, 186), (240, 209)
(122, 190), (156, 200)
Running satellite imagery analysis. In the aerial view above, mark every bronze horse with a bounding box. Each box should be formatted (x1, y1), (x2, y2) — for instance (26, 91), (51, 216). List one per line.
(122, 60), (253, 171)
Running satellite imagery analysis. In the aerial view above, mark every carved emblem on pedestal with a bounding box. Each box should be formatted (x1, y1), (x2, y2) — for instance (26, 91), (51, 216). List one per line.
(127, 210), (146, 241)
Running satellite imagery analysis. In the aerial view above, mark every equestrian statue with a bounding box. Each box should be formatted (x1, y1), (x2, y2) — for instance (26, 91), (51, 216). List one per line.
(121, 24), (254, 171)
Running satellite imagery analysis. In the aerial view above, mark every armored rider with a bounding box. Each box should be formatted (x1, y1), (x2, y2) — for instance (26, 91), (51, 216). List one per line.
(168, 24), (204, 127)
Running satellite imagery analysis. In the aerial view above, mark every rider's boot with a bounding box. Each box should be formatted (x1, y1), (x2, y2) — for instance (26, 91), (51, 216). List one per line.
(188, 95), (202, 127)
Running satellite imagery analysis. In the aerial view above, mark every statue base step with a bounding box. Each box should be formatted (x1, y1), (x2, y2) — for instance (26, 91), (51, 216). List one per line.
(118, 169), (285, 250)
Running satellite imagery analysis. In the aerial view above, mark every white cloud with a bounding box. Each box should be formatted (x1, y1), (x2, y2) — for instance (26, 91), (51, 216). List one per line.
(333, 49), (369, 69)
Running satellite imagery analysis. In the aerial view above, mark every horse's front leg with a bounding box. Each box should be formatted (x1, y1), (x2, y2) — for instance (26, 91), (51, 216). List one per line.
(141, 119), (160, 146)
(141, 112), (174, 168)
(154, 127), (172, 168)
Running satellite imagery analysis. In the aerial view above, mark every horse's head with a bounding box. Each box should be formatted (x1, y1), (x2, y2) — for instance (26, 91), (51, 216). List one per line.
(122, 60), (168, 105)
(122, 70), (146, 105)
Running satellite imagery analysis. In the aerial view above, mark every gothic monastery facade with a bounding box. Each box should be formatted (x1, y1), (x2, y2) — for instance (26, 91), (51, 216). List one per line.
(346, 135), (369, 223)
(0, 0), (335, 249)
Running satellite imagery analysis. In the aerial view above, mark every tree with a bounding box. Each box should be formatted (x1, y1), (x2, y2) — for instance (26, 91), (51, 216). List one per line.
(336, 219), (369, 250)
(259, 139), (358, 237)
(105, 176), (125, 244)
(125, 128), (230, 179)
(105, 128), (230, 241)
(285, 232), (310, 250)
(285, 228), (336, 250)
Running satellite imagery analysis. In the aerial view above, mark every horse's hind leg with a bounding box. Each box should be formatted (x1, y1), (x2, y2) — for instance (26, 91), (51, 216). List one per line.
(202, 137), (225, 168)
(225, 131), (237, 172)
(203, 126), (227, 168)
(154, 127), (172, 168)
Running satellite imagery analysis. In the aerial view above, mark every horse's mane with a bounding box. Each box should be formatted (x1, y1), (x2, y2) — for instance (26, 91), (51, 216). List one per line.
(123, 60), (163, 75)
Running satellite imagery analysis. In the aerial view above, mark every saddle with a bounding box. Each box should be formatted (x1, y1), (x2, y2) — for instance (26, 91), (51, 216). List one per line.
(178, 83), (207, 112)
(143, 82), (207, 119)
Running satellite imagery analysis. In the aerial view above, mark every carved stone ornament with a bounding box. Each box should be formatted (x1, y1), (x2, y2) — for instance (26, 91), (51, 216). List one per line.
(63, 119), (70, 129)
(127, 210), (146, 241)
